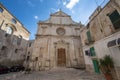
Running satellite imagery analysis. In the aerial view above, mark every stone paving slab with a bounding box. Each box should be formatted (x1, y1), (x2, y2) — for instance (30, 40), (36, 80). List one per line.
(0, 68), (105, 80)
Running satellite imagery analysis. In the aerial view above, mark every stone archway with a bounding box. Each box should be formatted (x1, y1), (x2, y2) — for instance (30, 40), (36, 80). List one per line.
(57, 48), (66, 66)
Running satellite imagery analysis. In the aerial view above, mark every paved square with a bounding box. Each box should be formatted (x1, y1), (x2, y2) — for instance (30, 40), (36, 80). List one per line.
(0, 68), (105, 80)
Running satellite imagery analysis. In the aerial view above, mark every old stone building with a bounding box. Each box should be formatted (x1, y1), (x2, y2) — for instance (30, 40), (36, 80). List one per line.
(30, 10), (85, 71)
(0, 3), (30, 40)
(80, 0), (120, 79)
(24, 40), (34, 67)
(0, 3), (30, 66)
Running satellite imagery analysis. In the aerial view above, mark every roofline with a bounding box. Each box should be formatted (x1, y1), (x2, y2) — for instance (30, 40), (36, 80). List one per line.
(0, 3), (30, 34)
(86, 1), (110, 26)
(50, 10), (71, 17)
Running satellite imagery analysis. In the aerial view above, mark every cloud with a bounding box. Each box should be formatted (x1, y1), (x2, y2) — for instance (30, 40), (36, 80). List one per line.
(51, 8), (59, 12)
(66, 0), (79, 9)
(62, 0), (67, 5)
(27, 0), (35, 7)
(71, 10), (75, 14)
(34, 16), (39, 19)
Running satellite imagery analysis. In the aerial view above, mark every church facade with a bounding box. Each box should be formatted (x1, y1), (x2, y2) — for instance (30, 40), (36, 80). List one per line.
(30, 11), (85, 71)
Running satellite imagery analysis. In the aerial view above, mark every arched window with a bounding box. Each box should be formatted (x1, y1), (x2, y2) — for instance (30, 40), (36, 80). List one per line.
(6, 26), (13, 34)
(11, 18), (17, 24)
(18, 35), (22, 39)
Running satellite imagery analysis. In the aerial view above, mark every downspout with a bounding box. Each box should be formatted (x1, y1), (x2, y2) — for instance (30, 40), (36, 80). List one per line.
(0, 20), (4, 29)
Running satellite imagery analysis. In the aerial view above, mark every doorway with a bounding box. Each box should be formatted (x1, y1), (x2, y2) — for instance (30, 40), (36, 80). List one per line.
(92, 59), (100, 73)
(57, 48), (66, 67)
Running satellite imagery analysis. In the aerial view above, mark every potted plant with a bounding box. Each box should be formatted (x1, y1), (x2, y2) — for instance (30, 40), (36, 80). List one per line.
(99, 55), (114, 80)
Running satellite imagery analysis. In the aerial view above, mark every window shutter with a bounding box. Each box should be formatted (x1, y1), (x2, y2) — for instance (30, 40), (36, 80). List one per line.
(90, 47), (96, 56)
(86, 30), (92, 41)
(109, 10), (120, 29)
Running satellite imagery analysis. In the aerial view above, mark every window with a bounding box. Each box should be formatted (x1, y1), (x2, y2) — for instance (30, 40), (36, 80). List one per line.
(1, 46), (6, 50)
(86, 30), (92, 41)
(90, 47), (96, 56)
(11, 18), (17, 24)
(85, 47), (96, 56)
(26, 56), (30, 61)
(28, 52), (30, 55)
(0, 7), (3, 13)
(15, 49), (18, 53)
(109, 10), (120, 30)
(5, 33), (9, 37)
(6, 26), (13, 34)
(17, 35), (22, 45)
(35, 57), (38, 61)
(18, 35), (22, 39)
(85, 50), (91, 56)
(29, 43), (31, 47)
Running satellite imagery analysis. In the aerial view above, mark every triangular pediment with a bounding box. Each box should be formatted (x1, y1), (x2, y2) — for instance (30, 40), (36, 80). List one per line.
(38, 10), (82, 25)
(51, 10), (70, 17)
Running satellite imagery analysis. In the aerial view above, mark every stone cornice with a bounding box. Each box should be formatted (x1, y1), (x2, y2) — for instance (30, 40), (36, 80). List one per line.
(50, 15), (70, 17)
(35, 34), (80, 38)
(38, 23), (81, 27)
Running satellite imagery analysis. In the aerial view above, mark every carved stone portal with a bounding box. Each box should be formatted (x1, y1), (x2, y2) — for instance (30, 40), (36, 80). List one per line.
(57, 48), (66, 66)
(54, 40), (70, 67)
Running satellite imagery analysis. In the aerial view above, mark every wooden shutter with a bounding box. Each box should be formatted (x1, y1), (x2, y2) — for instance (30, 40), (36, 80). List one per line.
(109, 10), (120, 29)
(86, 30), (91, 41)
(90, 47), (96, 56)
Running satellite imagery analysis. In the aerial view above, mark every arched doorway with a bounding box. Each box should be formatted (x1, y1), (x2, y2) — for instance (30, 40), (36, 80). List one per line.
(57, 48), (66, 67)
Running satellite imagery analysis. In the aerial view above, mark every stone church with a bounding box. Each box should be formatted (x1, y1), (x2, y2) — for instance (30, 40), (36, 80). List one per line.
(30, 10), (85, 71)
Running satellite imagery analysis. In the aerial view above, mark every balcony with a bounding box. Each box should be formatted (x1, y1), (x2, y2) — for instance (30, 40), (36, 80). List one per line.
(84, 37), (95, 45)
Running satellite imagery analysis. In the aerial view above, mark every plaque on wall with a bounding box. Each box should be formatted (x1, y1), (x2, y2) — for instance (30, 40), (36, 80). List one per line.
(56, 27), (65, 35)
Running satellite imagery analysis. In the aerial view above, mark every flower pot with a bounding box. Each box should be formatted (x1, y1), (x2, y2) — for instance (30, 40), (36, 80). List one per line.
(104, 73), (112, 80)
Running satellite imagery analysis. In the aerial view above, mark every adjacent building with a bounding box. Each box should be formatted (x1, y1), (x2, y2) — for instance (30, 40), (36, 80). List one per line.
(25, 40), (34, 67)
(0, 3), (30, 66)
(30, 10), (85, 71)
(80, 0), (120, 79)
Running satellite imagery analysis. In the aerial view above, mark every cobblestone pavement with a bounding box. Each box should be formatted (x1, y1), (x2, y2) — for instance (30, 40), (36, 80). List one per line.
(0, 68), (105, 80)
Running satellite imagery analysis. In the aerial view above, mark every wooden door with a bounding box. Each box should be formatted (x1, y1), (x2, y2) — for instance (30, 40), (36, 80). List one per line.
(57, 48), (66, 66)
(92, 60), (100, 73)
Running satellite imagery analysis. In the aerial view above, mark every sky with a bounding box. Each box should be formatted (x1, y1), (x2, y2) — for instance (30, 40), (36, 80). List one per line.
(0, 0), (109, 39)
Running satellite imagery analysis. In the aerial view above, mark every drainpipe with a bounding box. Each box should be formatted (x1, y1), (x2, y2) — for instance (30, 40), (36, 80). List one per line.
(0, 20), (4, 29)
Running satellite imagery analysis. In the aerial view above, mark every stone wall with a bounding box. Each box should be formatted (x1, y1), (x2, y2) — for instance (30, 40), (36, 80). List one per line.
(0, 29), (29, 67)
(0, 3), (30, 67)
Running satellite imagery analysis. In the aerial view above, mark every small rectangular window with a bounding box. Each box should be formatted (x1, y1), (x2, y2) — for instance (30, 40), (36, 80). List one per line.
(1, 46), (6, 50)
(35, 57), (38, 61)
(29, 43), (31, 47)
(26, 56), (30, 61)
(15, 49), (18, 53)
